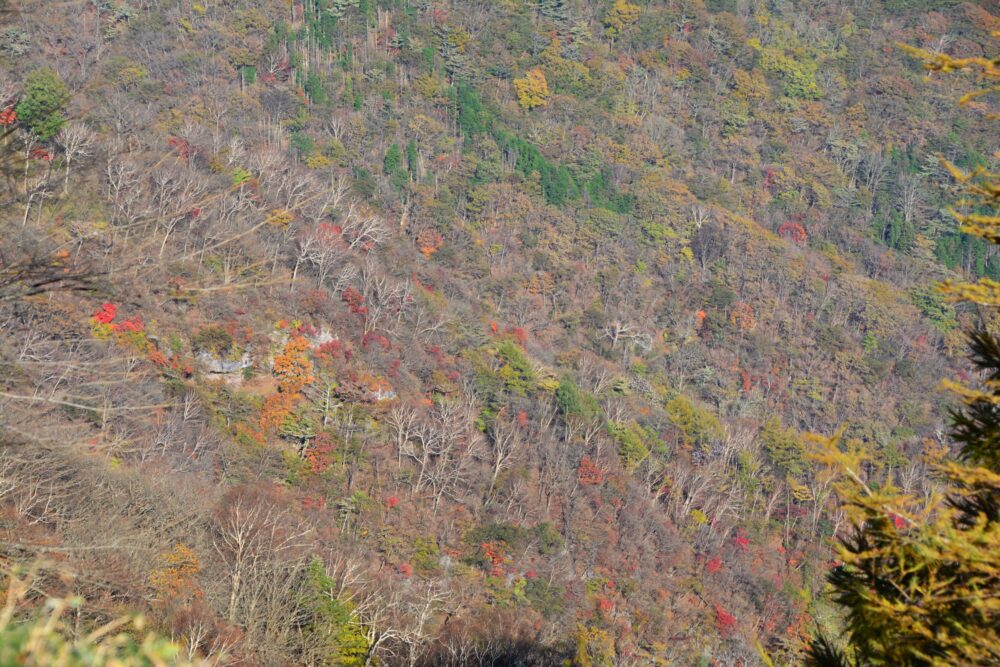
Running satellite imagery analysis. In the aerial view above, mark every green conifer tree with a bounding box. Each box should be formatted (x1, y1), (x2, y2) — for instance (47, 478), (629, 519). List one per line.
(16, 68), (69, 140)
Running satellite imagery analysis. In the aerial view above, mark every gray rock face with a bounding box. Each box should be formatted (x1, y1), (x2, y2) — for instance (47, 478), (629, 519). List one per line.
(197, 351), (252, 374)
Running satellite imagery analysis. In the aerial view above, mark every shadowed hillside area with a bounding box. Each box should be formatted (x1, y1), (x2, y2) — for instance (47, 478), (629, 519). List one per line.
(0, 0), (997, 665)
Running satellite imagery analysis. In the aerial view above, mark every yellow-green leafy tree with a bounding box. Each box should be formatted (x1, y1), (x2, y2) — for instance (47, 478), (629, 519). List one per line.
(603, 0), (639, 43)
(514, 69), (551, 111)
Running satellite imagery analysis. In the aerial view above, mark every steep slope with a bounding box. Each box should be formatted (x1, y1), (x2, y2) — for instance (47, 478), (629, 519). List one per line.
(0, 0), (995, 664)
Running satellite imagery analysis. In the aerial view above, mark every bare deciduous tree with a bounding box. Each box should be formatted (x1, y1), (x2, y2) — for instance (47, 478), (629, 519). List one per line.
(212, 493), (312, 624)
(58, 121), (95, 194)
(359, 261), (412, 334)
(483, 410), (524, 499)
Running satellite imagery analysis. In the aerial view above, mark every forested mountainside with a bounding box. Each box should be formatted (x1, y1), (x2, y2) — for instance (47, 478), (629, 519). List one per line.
(0, 0), (996, 664)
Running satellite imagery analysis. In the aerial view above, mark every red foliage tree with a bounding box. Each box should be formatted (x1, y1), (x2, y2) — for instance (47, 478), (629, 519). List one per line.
(480, 541), (507, 576)
(578, 456), (606, 485)
(342, 287), (368, 315)
(316, 339), (342, 363)
(112, 315), (144, 333)
(733, 532), (750, 551)
(715, 605), (738, 637)
(93, 302), (117, 324)
(301, 494), (326, 510)
(362, 331), (392, 351)
(305, 433), (335, 473)
(777, 221), (808, 245)
(167, 136), (194, 160)
(506, 327), (528, 346)
(738, 369), (752, 392)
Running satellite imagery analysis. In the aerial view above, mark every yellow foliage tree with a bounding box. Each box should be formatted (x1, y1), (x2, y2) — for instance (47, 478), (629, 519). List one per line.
(571, 624), (615, 666)
(603, 0), (640, 42)
(266, 208), (294, 228)
(514, 69), (551, 111)
(805, 426), (999, 666)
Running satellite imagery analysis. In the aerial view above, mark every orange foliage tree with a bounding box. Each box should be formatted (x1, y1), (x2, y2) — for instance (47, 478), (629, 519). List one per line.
(149, 544), (202, 606)
(273, 335), (314, 394)
(259, 335), (315, 434)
